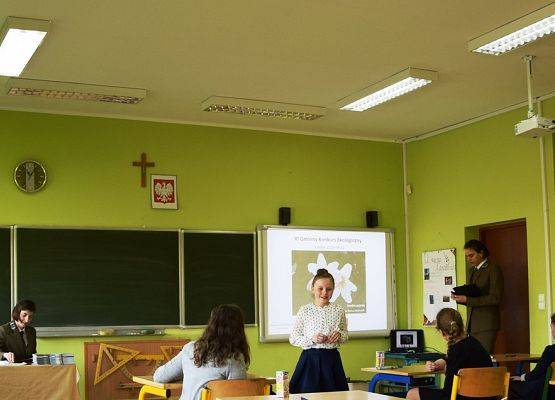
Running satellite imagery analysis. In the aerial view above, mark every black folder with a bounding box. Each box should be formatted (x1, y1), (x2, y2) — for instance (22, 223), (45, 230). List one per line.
(451, 284), (481, 297)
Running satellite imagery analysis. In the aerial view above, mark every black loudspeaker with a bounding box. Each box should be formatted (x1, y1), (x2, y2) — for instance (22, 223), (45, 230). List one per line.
(279, 207), (291, 226)
(366, 211), (378, 228)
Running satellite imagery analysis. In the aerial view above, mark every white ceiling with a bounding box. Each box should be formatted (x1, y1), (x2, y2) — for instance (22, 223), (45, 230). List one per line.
(1, 1), (554, 141)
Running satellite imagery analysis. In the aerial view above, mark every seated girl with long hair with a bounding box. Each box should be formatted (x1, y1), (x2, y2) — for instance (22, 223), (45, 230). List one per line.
(154, 304), (250, 400)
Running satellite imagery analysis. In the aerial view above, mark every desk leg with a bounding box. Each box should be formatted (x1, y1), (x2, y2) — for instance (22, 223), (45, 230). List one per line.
(369, 374), (382, 392)
(138, 385), (170, 400)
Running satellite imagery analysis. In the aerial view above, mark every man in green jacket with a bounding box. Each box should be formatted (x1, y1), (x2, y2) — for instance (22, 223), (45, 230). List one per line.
(452, 240), (503, 353)
(0, 299), (37, 363)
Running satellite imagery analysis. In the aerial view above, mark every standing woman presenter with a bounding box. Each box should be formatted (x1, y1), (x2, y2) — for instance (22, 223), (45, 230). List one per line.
(289, 268), (349, 394)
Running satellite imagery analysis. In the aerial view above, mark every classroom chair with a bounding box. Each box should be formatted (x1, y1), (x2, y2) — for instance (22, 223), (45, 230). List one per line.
(540, 362), (555, 400)
(449, 367), (509, 400)
(200, 378), (270, 400)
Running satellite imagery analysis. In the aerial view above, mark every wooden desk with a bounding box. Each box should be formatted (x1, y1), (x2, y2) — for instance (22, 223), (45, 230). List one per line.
(361, 365), (442, 393)
(491, 353), (541, 375)
(0, 364), (79, 400)
(217, 390), (402, 400)
(132, 374), (276, 400)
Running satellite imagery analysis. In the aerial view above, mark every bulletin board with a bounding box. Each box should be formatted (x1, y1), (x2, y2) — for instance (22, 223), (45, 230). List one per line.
(422, 248), (457, 326)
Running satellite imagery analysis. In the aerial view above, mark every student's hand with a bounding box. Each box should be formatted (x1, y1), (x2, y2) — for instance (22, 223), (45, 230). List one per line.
(327, 331), (341, 343)
(312, 333), (328, 343)
(3, 352), (14, 363)
(425, 361), (437, 371)
(451, 294), (467, 303)
(510, 375), (523, 381)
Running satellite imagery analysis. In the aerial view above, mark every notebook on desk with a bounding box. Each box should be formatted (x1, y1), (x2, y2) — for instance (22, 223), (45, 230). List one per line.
(389, 329), (424, 353)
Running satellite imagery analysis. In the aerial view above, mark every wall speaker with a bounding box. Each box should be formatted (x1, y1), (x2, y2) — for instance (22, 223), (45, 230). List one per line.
(279, 207), (291, 226)
(366, 211), (378, 228)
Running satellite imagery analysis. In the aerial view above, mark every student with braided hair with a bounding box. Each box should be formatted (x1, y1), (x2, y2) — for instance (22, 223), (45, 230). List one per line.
(406, 308), (493, 400)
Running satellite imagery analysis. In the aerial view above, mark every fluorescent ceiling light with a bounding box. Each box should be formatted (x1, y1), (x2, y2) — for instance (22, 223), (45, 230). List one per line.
(6, 78), (147, 104)
(468, 3), (555, 55)
(0, 17), (51, 77)
(202, 96), (326, 120)
(338, 68), (438, 112)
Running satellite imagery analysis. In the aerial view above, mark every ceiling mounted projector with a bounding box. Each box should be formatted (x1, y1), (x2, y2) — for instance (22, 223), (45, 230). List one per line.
(515, 55), (555, 139)
(515, 115), (555, 138)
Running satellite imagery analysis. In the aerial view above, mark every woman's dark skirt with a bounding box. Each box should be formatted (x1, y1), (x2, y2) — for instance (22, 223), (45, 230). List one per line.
(289, 348), (348, 394)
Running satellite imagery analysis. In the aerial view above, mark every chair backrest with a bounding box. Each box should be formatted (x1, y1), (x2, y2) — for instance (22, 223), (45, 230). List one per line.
(541, 362), (555, 400)
(450, 367), (509, 400)
(201, 378), (269, 400)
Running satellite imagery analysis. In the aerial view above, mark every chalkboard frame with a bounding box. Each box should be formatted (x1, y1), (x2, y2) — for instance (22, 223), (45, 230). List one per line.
(181, 229), (257, 328)
(14, 225), (183, 337)
(0, 226), (13, 322)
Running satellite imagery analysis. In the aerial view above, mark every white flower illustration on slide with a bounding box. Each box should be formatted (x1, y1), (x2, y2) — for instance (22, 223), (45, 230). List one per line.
(306, 253), (358, 303)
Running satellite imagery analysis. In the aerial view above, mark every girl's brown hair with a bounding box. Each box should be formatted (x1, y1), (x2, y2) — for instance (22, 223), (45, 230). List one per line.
(312, 268), (335, 287)
(193, 304), (250, 368)
(435, 308), (465, 346)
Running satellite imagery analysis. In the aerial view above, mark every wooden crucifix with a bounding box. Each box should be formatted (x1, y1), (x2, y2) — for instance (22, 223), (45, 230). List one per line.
(132, 153), (155, 187)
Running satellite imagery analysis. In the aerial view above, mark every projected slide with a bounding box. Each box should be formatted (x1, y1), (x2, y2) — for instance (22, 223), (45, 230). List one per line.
(258, 226), (395, 341)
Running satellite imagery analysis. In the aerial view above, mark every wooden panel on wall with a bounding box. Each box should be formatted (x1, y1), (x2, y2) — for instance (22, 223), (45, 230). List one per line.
(84, 339), (188, 400)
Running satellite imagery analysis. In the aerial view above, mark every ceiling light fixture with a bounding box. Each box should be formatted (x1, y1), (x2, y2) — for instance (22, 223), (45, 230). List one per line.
(0, 16), (51, 77)
(202, 96), (326, 120)
(338, 67), (438, 112)
(468, 3), (555, 55)
(6, 78), (147, 104)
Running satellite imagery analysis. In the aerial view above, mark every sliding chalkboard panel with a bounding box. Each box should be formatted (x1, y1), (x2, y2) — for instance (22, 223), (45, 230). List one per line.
(0, 227), (10, 321)
(17, 228), (180, 327)
(183, 232), (255, 325)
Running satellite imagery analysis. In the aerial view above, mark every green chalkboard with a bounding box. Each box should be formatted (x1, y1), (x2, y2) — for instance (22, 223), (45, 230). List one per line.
(183, 232), (255, 325)
(0, 227), (10, 321)
(17, 228), (180, 327)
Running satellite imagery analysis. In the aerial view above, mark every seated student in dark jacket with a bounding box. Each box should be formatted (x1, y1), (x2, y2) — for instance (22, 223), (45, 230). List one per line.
(509, 313), (555, 400)
(406, 308), (493, 400)
(0, 299), (37, 363)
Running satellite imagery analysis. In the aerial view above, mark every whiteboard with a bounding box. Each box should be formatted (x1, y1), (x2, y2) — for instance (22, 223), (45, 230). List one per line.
(257, 225), (396, 342)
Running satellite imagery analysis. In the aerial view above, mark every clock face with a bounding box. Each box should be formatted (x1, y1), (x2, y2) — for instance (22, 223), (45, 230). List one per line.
(14, 160), (47, 193)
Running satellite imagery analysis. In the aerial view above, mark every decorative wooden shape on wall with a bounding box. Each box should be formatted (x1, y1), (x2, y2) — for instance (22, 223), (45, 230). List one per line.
(85, 339), (189, 400)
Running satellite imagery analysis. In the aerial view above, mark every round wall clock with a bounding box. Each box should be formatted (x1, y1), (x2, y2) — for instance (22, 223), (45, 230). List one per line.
(14, 160), (47, 193)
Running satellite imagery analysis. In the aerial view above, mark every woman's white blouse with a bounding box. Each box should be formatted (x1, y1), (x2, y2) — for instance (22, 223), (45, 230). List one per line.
(289, 303), (348, 349)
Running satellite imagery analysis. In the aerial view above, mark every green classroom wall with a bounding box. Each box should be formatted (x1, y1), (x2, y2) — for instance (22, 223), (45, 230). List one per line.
(4, 96), (555, 397)
(406, 96), (555, 355)
(0, 109), (405, 396)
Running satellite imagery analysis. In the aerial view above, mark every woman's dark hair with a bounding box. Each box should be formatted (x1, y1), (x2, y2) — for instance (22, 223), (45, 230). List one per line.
(193, 304), (250, 368)
(436, 308), (465, 347)
(311, 268), (335, 287)
(463, 239), (490, 258)
(551, 313), (555, 325)
(12, 299), (36, 321)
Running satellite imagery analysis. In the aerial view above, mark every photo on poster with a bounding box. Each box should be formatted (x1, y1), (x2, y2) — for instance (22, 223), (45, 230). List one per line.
(292, 251), (366, 314)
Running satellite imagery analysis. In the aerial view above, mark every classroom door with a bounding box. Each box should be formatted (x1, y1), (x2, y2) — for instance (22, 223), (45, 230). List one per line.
(479, 221), (529, 355)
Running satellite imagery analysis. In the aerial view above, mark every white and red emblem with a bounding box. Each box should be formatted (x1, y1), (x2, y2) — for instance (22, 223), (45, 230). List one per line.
(151, 175), (178, 209)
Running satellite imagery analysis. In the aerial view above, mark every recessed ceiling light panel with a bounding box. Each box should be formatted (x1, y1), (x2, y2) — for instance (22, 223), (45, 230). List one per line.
(338, 68), (438, 112)
(202, 96), (326, 120)
(0, 17), (51, 77)
(468, 3), (555, 55)
(6, 78), (147, 104)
